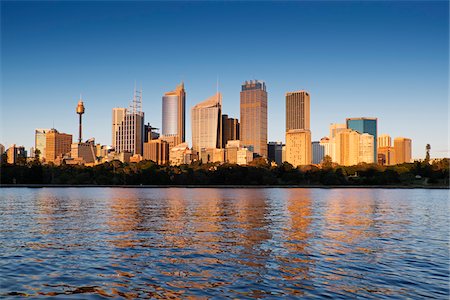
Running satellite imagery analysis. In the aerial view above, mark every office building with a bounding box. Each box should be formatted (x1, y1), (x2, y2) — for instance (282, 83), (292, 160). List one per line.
(170, 143), (195, 166)
(312, 141), (324, 164)
(378, 134), (391, 148)
(45, 129), (72, 164)
(200, 148), (225, 164)
(335, 129), (360, 166)
(191, 92), (222, 154)
(319, 137), (333, 160)
(225, 140), (253, 165)
(35, 129), (51, 161)
(240, 80), (267, 157)
(286, 90), (310, 131)
(222, 114), (240, 148)
(6, 144), (26, 165)
(346, 117), (377, 159)
(162, 82), (186, 147)
(143, 139), (169, 165)
(394, 137), (412, 164)
(378, 146), (395, 166)
(268, 141), (284, 165)
(359, 133), (375, 164)
(112, 88), (145, 155)
(71, 138), (96, 165)
(285, 129), (311, 167)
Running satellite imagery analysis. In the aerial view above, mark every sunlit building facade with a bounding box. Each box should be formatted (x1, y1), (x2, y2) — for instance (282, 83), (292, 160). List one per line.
(378, 134), (391, 148)
(162, 82), (186, 148)
(346, 117), (378, 159)
(286, 91), (310, 131)
(143, 139), (169, 165)
(191, 92), (222, 154)
(394, 137), (412, 164)
(359, 133), (375, 164)
(286, 129), (311, 167)
(35, 128), (51, 162)
(240, 80), (267, 157)
(45, 129), (72, 164)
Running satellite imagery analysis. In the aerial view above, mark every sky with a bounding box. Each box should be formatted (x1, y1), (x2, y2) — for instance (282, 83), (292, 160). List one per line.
(1, 1), (448, 159)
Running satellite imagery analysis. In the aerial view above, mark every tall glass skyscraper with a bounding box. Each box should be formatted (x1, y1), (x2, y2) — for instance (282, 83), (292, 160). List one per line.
(240, 80), (267, 157)
(162, 82), (186, 147)
(346, 117), (378, 159)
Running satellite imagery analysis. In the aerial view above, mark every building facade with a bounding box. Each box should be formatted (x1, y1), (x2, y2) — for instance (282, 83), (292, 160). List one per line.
(378, 134), (391, 148)
(45, 129), (72, 164)
(268, 141), (284, 165)
(191, 93), (222, 154)
(35, 129), (51, 161)
(285, 129), (311, 167)
(312, 141), (324, 164)
(346, 117), (377, 160)
(6, 144), (26, 164)
(240, 80), (267, 157)
(359, 133), (375, 164)
(286, 91), (310, 131)
(222, 114), (240, 148)
(162, 82), (185, 147)
(394, 137), (412, 164)
(225, 140), (253, 165)
(143, 139), (169, 165)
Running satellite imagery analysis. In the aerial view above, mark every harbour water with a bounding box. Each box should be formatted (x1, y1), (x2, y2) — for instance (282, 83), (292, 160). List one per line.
(1, 188), (448, 298)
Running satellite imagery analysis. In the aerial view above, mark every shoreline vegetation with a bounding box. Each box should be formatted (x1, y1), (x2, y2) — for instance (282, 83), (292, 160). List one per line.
(1, 158), (448, 188)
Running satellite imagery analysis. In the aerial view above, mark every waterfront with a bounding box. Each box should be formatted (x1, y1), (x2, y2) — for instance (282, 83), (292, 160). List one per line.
(1, 188), (448, 298)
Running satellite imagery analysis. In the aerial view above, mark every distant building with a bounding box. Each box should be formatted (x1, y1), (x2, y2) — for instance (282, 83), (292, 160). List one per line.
(191, 93), (222, 154)
(359, 133), (375, 164)
(71, 138), (96, 165)
(336, 129), (374, 166)
(240, 80), (267, 157)
(285, 129), (311, 167)
(112, 88), (145, 155)
(268, 141), (284, 165)
(162, 82), (186, 148)
(346, 117), (377, 160)
(45, 129), (72, 164)
(6, 144), (26, 164)
(319, 137), (333, 160)
(312, 141), (324, 164)
(329, 123), (346, 139)
(378, 146), (395, 165)
(378, 134), (392, 148)
(225, 140), (253, 165)
(286, 90), (310, 131)
(170, 142), (194, 166)
(144, 123), (160, 143)
(394, 137), (412, 164)
(222, 114), (240, 148)
(200, 148), (225, 164)
(35, 128), (51, 161)
(143, 139), (169, 165)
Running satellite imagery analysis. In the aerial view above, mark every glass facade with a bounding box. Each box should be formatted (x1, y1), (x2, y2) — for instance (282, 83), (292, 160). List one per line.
(346, 118), (377, 159)
(162, 95), (178, 136)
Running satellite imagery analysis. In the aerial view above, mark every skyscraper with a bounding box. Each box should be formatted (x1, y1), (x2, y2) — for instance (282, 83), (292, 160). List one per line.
(286, 91), (310, 131)
(35, 128), (51, 161)
(346, 117), (378, 159)
(285, 90), (311, 166)
(162, 82), (185, 147)
(45, 129), (72, 164)
(394, 137), (412, 164)
(112, 88), (145, 155)
(191, 92), (222, 154)
(335, 129), (374, 166)
(222, 114), (240, 148)
(378, 134), (391, 148)
(240, 80), (267, 157)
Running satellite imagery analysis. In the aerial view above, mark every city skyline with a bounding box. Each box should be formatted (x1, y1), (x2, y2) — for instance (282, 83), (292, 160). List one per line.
(1, 1), (448, 159)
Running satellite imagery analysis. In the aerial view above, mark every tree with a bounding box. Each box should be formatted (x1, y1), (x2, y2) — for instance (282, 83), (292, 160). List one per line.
(321, 155), (333, 169)
(425, 144), (431, 163)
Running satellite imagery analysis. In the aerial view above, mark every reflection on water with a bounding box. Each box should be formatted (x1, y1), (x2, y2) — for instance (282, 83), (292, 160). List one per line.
(0, 188), (448, 298)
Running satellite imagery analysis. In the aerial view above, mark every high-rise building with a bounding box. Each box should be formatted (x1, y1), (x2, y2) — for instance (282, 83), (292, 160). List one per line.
(162, 82), (186, 147)
(45, 129), (72, 164)
(285, 129), (311, 167)
(268, 141), (284, 165)
(359, 133), (375, 164)
(35, 128), (51, 161)
(312, 141), (324, 164)
(329, 123), (346, 139)
(378, 134), (391, 148)
(286, 91), (310, 131)
(394, 137), (412, 164)
(285, 89), (311, 166)
(191, 92), (222, 154)
(378, 146), (395, 165)
(240, 80), (267, 157)
(71, 138), (96, 164)
(112, 89), (145, 155)
(222, 114), (240, 148)
(143, 139), (169, 165)
(335, 129), (360, 166)
(346, 117), (378, 159)
(6, 144), (26, 165)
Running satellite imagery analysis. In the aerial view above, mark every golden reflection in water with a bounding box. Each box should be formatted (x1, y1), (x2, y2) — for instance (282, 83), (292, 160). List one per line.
(282, 189), (313, 282)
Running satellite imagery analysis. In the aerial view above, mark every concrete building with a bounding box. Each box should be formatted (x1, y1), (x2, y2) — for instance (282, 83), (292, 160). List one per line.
(191, 92), (222, 154)
(200, 148), (225, 163)
(359, 133), (375, 164)
(312, 141), (324, 164)
(169, 142), (194, 166)
(35, 129), (51, 162)
(112, 89), (145, 155)
(394, 137), (412, 164)
(240, 80), (267, 157)
(6, 144), (26, 164)
(268, 141), (284, 165)
(286, 91), (310, 131)
(45, 129), (72, 164)
(222, 114), (240, 148)
(335, 129), (360, 166)
(346, 117), (378, 160)
(378, 134), (392, 148)
(143, 139), (169, 165)
(285, 129), (311, 167)
(378, 146), (395, 166)
(162, 82), (186, 148)
(225, 140), (253, 165)
(71, 138), (96, 165)
(319, 137), (333, 160)
(329, 123), (347, 139)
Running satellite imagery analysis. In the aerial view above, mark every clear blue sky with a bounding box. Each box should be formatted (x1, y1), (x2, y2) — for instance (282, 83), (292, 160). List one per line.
(1, 1), (448, 158)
